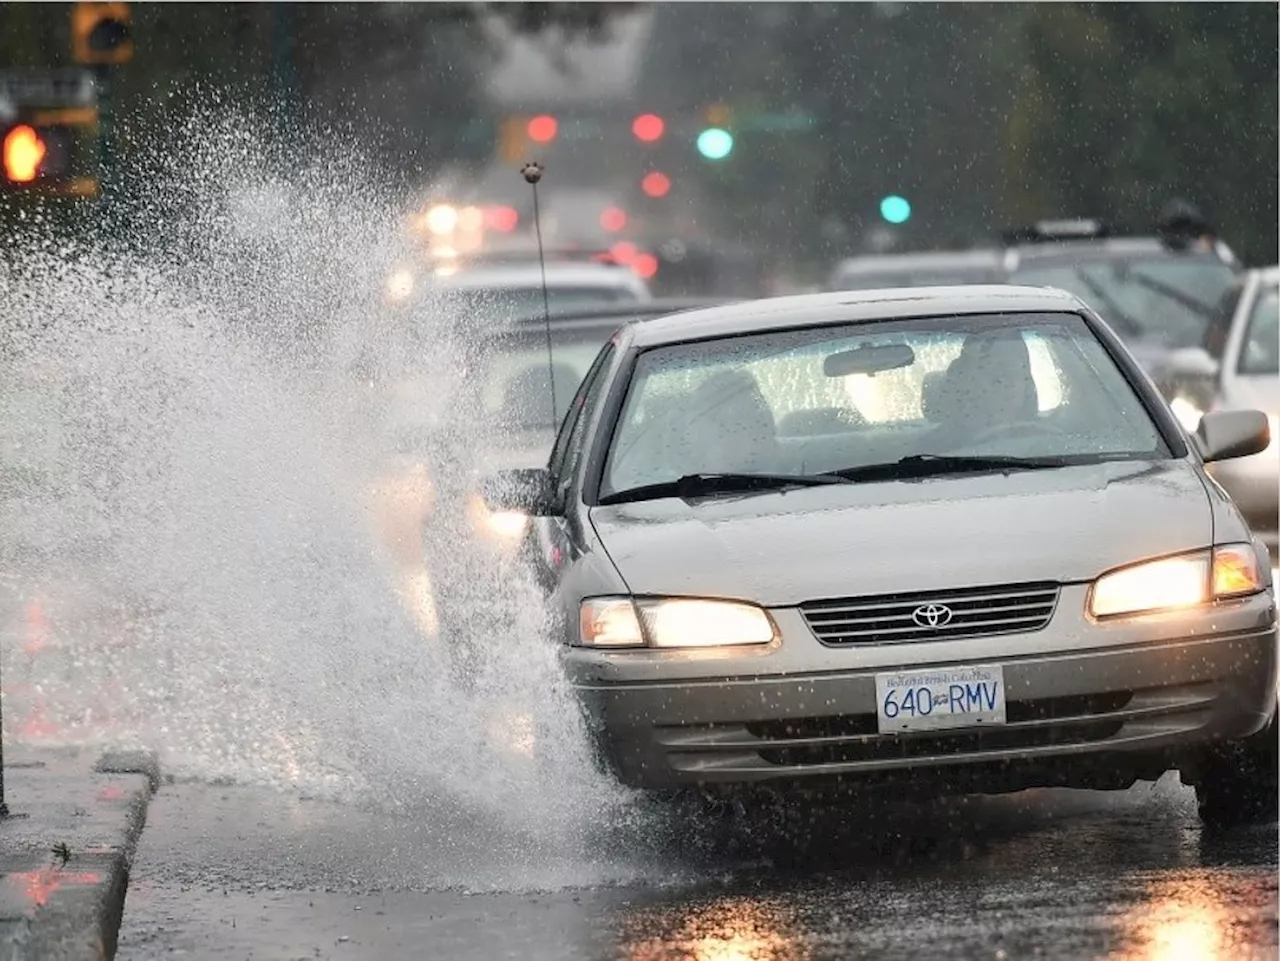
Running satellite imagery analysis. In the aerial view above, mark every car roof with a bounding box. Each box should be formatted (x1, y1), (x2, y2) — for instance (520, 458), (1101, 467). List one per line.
(1252, 265), (1280, 284)
(476, 298), (732, 342)
(625, 285), (1084, 348)
(439, 262), (647, 291)
(833, 249), (1003, 274)
(1006, 237), (1237, 271)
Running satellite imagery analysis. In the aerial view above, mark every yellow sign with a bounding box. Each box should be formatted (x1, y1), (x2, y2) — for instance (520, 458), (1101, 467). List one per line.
(72, 2), (133, 66)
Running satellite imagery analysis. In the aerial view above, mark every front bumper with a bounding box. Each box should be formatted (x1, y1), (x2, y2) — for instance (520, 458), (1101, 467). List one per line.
(565, 587), (1277, 793)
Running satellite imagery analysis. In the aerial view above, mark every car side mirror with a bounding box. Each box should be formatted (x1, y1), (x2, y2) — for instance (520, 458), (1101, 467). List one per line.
(1196, 409), (1271, 463)
(480, 468), (559, 516)
(1167, 346), (1220, 382)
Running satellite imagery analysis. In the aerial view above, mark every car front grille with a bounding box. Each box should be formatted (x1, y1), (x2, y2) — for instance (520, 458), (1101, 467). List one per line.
(800, 581), (1060, 645)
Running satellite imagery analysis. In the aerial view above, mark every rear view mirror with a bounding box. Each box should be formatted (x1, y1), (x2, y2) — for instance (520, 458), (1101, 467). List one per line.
(824, 343), (915, 378)
(1167, 346), (1220, 381)
(480, 467), (559, 516)
(1196, 409), (1271, 463)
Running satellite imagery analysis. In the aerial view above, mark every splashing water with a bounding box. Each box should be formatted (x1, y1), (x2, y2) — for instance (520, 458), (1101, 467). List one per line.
(0, 109), (656, 885)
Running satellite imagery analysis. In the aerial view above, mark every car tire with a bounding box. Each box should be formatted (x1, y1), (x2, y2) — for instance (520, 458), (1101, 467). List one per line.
(1192, 712), (1278, 827)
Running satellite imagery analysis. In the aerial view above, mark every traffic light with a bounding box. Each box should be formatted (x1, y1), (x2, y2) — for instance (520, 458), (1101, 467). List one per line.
(2, 111), (99, 196)
(2, 123), (75, 187)
(696, 128), (733, 160)
(72, 2), (133, 66)
(641, 171), (671, 198)
(3, 126), (45, 183)
(632, 113), (664, 142)
(527, 115), (558, 143)
(879, 195), (912, 224)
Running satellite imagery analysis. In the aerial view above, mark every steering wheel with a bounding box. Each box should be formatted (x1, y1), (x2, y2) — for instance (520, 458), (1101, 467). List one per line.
(967, 419), (1067, 446)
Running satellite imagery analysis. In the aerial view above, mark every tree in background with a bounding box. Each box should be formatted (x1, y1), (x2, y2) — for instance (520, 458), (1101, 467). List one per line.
(1006, 2), (1278, 265)
(640, 2), (1278, 274)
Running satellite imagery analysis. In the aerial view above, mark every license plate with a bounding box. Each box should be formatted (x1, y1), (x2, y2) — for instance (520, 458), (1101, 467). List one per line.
(874, 664), (1007, 734)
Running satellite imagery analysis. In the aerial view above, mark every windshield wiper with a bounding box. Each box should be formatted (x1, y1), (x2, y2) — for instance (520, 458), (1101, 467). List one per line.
(598, 471), (849, 506)
(827, 453), (1068, 483)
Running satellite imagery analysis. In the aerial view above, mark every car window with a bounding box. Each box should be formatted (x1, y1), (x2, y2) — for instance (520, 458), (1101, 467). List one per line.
(479, 325), (617, 431)
(548, 341), (615, 479)
(1010, 258), (1236, 349)
(1204, 281), (1244, 358)
(556, 344), (615, 498)
(602, 313), (1165, 496)
(1239, 284), (1279, 376)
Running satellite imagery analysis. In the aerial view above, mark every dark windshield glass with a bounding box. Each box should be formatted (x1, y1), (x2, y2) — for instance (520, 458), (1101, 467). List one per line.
(1010, 258), (1236, 349)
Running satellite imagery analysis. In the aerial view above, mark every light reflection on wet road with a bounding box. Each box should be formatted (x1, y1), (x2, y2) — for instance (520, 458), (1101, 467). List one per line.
(116, 774), (1277, 960)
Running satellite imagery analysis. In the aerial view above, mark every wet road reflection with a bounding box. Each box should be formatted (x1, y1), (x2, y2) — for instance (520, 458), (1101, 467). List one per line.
(620, 898), (809, 961)
(117, 775), (1278, 960)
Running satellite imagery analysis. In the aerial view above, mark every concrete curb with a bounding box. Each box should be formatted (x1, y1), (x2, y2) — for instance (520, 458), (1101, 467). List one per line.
(0, 748), (159, 961)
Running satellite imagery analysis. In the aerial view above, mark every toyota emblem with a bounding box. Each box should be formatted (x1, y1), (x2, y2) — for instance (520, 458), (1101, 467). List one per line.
(911, 603), (954, 628)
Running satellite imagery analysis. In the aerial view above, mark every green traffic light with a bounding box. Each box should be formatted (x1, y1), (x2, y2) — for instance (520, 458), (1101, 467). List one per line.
(880, 195), (911, 224)
(696, 128), (734, 160)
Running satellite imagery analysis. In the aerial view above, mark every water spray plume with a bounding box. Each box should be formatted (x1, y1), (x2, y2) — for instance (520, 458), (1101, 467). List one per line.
(0, 105), (664, 890)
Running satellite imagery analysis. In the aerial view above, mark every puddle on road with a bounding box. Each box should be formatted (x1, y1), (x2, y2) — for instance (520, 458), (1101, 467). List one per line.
(0, 107), (656, 892)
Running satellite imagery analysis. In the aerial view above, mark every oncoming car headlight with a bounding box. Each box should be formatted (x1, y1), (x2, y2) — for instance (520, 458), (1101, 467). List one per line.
(1089, 544), (1265, 619)
(466, 493), (529, 542)
(577, 597), (777, 649)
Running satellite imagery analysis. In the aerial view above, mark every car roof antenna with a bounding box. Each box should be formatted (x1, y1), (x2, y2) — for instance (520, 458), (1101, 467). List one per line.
(521, 160), (557, 430)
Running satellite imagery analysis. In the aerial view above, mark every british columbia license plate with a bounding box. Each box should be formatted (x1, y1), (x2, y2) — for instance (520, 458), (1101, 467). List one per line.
(874, 664), (1007, 734)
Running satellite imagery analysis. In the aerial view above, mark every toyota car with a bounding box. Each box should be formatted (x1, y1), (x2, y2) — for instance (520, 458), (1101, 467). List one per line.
(482, 286), (1277, 825)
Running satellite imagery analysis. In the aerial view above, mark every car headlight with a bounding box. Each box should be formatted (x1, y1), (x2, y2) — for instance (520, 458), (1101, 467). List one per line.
(577, 597), (777, 649)
(386, 269), (415, 302)
(1169, 395), (1204, 433)
(467, 493), (529, 542)
(1089, 544), (1264, 619)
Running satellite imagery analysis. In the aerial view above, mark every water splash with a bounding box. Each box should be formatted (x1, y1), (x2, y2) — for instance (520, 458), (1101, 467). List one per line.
(0, 107), (641, 879)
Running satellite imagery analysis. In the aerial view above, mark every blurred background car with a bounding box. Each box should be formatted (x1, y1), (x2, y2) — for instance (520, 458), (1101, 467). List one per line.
(1003, 219), (1243, 392)
(1166, 266), (1279, 556)
(827, 249), (1005, 292)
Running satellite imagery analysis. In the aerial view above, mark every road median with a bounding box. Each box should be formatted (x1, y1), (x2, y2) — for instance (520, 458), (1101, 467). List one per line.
(0, 747), (158, 961)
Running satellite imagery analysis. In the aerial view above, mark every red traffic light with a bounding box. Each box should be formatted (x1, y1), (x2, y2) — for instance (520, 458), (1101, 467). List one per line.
(632, 252), (659, 279)
(632, 113), (665, 142)
(600, 206), (627, 232)
(527, 115), (558, 143)
(609, 241), (638, 265)
(486, 205), (519, 232)
(641, 171), (671, 198)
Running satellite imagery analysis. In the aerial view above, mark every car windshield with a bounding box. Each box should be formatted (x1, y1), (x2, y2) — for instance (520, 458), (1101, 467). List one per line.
(474, 323), (618, 431)
(601, 312), (1167, 497)
(1010, 258), (1236, 349)
(1239, 284), (1279, 375)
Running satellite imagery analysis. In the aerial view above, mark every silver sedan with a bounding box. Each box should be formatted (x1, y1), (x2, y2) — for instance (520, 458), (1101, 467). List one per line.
(484, 286), (1277, 826)
(1168, 265), (1278, 555)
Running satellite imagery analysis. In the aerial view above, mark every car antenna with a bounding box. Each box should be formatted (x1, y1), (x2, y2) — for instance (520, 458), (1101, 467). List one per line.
(522, 160), (557, 429)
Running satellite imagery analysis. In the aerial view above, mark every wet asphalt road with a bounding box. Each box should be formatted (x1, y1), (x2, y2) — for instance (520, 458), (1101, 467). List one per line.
(116, 774), (1277, 960)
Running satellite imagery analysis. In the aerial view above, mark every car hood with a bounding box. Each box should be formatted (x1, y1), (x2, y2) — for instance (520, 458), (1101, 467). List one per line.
(589, 460), (1212, 606)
